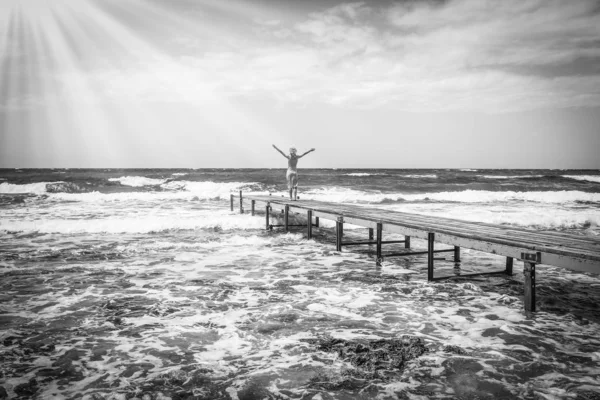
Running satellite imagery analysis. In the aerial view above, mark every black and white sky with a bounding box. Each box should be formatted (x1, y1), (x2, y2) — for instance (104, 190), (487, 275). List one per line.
(1, 0), (600, 168)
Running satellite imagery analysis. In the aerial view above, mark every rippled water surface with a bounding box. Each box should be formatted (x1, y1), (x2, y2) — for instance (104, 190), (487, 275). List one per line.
(1, 169), (599, 399)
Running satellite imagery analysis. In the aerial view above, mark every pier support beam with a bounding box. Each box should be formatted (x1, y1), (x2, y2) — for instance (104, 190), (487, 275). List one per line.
(239, 191), (243, 214)
(506, 257), (513, 276)
(336, 217), (344, 251)
(405, 236), (411, 249)
(230, 194), (234, 212)
(315, 217), (319, 227)
(265, 204), (271, 230)
(307, 210), (313, 239)
(428, 232), (435, 281)
(251, 200), (255, 216)
(284, 205), (290, 232)
(454, 246), (461, 263)
(369, 228), (374, 241)
(522, 252), (540, 312)
(376, 222), (382, 266)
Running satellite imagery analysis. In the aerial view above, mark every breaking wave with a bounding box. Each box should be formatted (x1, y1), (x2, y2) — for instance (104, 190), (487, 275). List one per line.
(477, 175), (545, 179)
(563, 175), (600, 184)
(402, 174), (438, 179)
(344, 173), (387, 177)
(108, 176), (167, 187)
(0, 180), (259, 201)
(301, 188), (600, 204)
(0, 182), (63, 194)
(0, 212), (265, 234)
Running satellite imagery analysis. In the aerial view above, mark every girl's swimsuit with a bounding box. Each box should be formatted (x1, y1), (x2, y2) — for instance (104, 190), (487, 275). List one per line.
(286, 168), (298, 189)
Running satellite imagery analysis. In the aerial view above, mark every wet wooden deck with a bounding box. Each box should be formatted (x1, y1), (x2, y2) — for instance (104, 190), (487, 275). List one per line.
(231, 193), (600, 311)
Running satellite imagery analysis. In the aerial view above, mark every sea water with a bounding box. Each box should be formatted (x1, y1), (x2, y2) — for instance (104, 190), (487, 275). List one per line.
(0, 168), (599, 399)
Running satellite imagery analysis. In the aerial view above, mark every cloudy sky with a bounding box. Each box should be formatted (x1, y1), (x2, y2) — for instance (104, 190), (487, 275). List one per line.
(1, 0), (599, 168)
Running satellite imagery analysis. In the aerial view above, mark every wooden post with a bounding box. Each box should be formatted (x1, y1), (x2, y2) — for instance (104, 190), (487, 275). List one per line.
(307, 210), (313, 239)
(454, 246), (460, 263)
(239, 190), (243, 214)
(251, 200), (255, 216)
(376, 222), (382, 266)
(368, 228), (374, 241)
(523, 262), (536, 312)
(506, 257), (513, 276)
(521, 252), (540, 312)
(265, 204), (270, 230)
(230, 194), (234, 211)
(405, 236), (411, 249)
(284, 205), (289, 231)
(315, 217), (319, 227)
(336, 217), (343, 251)
(428, 232), (435, 281)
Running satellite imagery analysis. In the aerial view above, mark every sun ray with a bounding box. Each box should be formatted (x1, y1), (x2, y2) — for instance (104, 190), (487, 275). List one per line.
(1, 0), (293, 167)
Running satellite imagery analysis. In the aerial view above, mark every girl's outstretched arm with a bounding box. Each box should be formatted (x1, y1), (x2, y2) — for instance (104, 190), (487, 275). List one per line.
(272, 144), (289, 159)
(299, 148), (315, 158)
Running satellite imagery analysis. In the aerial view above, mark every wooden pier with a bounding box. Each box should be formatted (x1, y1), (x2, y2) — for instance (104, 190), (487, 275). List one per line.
(231, 192), (600, 312)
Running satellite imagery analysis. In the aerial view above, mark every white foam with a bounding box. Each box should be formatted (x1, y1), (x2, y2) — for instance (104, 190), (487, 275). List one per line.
(0, 213), (264, 234)
(0, 181), (62, 194)
(478, 175), (544, 179)
(386, 202), (600, 231)
(171, 172), (188, 176)
(403, 174), (438, 178)
(459, 169), (477, 172)
(45, 181), (255, 202)
(344, 173), (387, 176)
(162, 180), (256, 198)
(563, 175), (600, 184)
(109, 176), (167, 187)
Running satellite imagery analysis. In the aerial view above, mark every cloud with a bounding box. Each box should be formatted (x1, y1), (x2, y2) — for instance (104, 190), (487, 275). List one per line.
(3, 0), (600, 113)
(145, 0), (600, 111)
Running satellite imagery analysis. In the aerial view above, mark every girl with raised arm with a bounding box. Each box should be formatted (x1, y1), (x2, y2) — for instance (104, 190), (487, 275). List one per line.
(272, 145), (315, 200)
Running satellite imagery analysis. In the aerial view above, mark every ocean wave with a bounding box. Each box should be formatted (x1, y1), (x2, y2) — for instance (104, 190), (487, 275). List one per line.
(459, 169), (477, 172)
(563, 175), (600, 184)
(0, 182), (62, 194)
(172, 172), (188, 177)
(477, 175), (545, 179)
(390, 203), (600, 232)
(47, 181), (258, 202)
(344, 173), (387, 177)
(301, 188), (600, 204)
(108, 176), (167, 187)
(0, 213), (265, 234)
(403, 174), (438, 179)
(0, 180), (257, 201)
(45, 182), (88, 193)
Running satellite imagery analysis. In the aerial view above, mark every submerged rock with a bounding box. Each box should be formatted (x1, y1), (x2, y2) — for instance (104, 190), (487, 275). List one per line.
(14, 378), (38, 396)
(443, 345), (469, 355)
(304, 335), (429, 387)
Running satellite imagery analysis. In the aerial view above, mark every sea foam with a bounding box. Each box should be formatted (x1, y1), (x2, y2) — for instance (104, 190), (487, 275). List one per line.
(0, 182), (62, 194)
(478, 175), (544, 179)
(563, 175), (600, 184)
(301, 188), (600, 204)
(0, 213), (265, 234)
(344, 173), (387, 177)
(108, 176), (167, 187)
(21, 181), (258, 202)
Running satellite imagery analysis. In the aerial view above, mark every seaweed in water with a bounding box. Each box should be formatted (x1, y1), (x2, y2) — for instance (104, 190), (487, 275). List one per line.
(304, 335), (429, 388)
